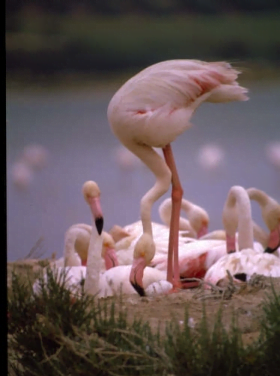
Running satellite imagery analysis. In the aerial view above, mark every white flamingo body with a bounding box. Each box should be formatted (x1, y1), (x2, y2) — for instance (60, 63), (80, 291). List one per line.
(33, 264), (168, 297)
(204, 248), (280, 285)
(115, 226), (263, 278)
(98, 265), (167, 297)
(33, 266), (87, 295)
(151, 241), (226, 279)
(34, 181), (170, 298)
(115, 220), (195, 265)
(149, 235), (263, 279)
(113, 196), (210, 265)
(204, 186), (280, 286)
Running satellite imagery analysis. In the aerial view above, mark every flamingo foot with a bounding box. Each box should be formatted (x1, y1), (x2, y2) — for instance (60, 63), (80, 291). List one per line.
(166, 279), (183, 294)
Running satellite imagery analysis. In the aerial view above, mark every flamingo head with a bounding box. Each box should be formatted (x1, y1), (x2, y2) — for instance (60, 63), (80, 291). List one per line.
(82, 181), (103, 235)
(247, 187), (280, 254)
(109, 225), (130, 243)
(264, 206), (280, 254)
(101, 231), (119, 269)
(189, 205), (209, 238)
(129, 234), (156, 296)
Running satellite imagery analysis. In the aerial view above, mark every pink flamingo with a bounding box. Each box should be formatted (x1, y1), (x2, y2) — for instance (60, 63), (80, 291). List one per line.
(54, 223), (118, 270)
(107, 59), (248, 291)
(147, 186), (276, 287)
(204, 186), (280, 286)
(247, 187), (280, 254)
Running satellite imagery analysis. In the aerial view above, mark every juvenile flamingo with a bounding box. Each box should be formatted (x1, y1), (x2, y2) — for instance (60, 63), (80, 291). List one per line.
(107, 59), (248, 290)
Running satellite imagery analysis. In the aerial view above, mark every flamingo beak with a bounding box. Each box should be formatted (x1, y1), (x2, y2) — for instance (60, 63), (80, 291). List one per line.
(264, 223), (280, 253)
(104, 247), (119, 270)
(129, 257), (146, 297)
(197, 223), (208, 238)
(88, 197), (104, 235)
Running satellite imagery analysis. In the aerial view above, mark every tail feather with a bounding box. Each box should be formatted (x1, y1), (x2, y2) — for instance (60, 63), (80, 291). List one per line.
(207, 84), (249, 103)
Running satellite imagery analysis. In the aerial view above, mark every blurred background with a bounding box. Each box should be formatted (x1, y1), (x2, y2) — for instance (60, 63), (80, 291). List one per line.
(6, 1), (280, 261)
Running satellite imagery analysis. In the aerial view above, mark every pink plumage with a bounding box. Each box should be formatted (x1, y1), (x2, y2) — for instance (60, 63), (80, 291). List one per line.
(108, 59), (248, 291)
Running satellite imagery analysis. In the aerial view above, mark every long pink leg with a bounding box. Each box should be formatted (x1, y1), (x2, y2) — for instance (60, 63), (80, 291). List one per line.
(162, 144), (183, 290)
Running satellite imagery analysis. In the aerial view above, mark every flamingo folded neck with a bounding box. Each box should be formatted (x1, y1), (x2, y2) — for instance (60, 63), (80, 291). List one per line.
(226, 234), (236, 254)
(129, 257), (146, 296)
(104, 248), (119, 270)
(197, 224), (208, 238)
(265, 224), (280, 253)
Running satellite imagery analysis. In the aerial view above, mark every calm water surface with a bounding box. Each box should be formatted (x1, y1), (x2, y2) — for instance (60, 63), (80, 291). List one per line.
(6, 82), (280, 261)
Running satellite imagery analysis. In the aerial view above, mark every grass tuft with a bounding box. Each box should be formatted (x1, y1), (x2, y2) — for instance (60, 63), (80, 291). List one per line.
(8, 269), (280, 376)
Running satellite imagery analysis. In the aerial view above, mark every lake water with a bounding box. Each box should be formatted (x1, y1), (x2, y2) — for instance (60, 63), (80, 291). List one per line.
(6, 81), (280, 261)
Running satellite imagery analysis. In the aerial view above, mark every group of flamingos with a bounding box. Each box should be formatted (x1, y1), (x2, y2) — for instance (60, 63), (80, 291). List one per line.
(34, 59), (280, 298)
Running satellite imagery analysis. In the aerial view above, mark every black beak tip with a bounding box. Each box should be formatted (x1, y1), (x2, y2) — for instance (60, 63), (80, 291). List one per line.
(264, 247), (274, 254)
(95, 217), (104, 235)
(234, 273), (247, 282)
(131, 282), (146, 297)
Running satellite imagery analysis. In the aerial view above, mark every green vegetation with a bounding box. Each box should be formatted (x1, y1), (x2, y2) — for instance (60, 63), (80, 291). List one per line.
(8, 269), (280, 376)
(6, 12), (280, 80)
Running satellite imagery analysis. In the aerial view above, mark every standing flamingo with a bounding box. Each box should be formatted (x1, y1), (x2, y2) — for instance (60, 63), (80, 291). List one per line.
(107, 59), (248, 290)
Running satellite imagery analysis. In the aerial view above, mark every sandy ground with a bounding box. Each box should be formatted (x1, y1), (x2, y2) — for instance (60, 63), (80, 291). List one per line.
(7, 259), (280, 346)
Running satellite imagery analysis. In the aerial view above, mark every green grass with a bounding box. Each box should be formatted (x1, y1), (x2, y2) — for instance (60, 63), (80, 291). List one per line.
(7, 269), (280, 376)
(6, 12), (280, 81)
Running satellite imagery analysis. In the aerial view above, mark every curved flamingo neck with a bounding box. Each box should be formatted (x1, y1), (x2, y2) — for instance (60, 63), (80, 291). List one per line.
(159, 198), (196, 236)
(124, 143), (171, 237)
(181, 198), (195, 213)
(64, 226), (82, 265)
(247, 188), (268, 207)
(223, 186), (254, 252)
(252, 220), (268, 247)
